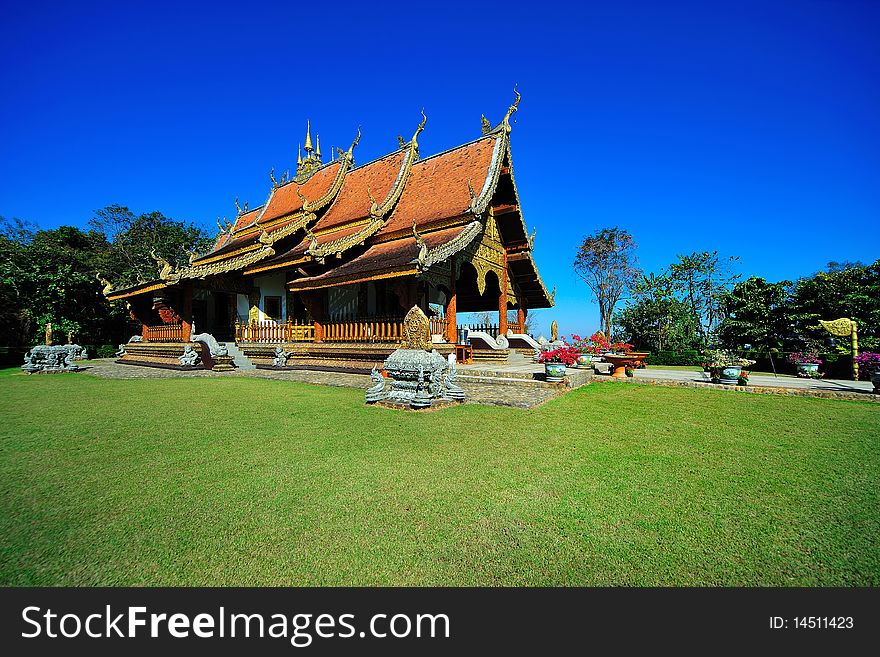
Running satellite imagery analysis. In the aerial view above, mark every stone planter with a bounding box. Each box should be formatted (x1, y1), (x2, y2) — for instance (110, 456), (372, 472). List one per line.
(544, 362), (567, 383)
(796, 362), (820, 377)
(718, 365), (742, 385)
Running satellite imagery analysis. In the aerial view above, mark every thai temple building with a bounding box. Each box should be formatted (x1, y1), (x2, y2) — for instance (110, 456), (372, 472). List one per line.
(106, 93), (554, 371)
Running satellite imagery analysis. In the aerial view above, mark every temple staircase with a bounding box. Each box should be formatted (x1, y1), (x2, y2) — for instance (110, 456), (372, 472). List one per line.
(224, 343), (255, 370)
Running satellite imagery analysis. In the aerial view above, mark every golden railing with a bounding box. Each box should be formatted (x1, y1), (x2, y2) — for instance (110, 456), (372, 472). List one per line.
(429, 317), (449, 336)
(235, 316), (450, 344)
(322, 319), (405, 342)
(235, 320), (315, 343)
(507, 322), (523, 334)
(143, 323), (184, 342)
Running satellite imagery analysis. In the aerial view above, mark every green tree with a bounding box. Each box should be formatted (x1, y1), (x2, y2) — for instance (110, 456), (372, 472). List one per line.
(789, 260), (880, 352)
(573, 227), (640, 341)
(0, 219), (126, 345)
(90, 204), (213, 288)
(613, 272), (697, 352)
(668, 251), (740, 346)
(717, 277), (792, 352)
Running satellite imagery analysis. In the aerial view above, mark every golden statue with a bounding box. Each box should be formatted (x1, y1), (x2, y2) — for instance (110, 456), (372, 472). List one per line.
(402, 305), (432, 352)
(551, 319), (558, 342)
(45, 322), (52, 345)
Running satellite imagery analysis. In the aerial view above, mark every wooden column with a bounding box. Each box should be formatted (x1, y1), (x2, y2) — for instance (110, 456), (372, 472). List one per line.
(446, 259), (458, 344)
(517, 306), (526, 333)
(180, 286), (193, 341)
(498, 254), (509, 335)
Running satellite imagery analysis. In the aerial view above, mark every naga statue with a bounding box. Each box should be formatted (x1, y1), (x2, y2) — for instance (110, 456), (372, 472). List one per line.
(364, 367), (388, 403)
(150, 250), (175, 280)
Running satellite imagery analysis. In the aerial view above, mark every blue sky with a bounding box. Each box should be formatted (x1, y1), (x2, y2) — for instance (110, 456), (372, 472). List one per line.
(1, 0), (877, 338)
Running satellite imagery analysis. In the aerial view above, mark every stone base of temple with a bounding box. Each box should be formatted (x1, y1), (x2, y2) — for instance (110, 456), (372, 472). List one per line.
(472, 348), (510, 364)
(211, 355), (236, 372)
(22, 368), (81, 375)
(116, 342), (210, 370)
(240, 341), (455, 373)
(373, 397), (465, 411)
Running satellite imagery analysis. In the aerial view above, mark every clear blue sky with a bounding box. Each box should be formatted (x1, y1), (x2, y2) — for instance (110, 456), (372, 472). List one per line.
(1, 0), (877, 338)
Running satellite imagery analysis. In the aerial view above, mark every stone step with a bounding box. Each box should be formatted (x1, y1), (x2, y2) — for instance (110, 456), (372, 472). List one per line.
(224, 343), (255, 370)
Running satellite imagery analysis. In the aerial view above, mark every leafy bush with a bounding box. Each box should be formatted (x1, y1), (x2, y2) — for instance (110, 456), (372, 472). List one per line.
(96, 344), (117, 359)
(645, 350), (702, 366)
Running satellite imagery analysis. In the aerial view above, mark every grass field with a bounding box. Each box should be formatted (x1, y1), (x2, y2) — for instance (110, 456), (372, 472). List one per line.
(1, 369), (878, 586)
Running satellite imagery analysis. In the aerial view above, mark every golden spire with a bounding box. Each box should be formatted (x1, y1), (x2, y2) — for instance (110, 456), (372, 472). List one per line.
(304, 120), (313, 153)
(297, 144), (302, 165)
(315, 134), (321, 159)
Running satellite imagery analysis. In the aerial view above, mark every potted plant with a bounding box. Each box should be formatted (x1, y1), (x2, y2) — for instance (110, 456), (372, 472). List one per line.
(570, 334), (600, 367)
(538, 346), (580, 382)
(787, 352), (823, 378)
(737, 370), (749, 386)
(855, 352), (880, 392)
(610, 341), (634, 355)
(704, 349), (756, 385)
(624, 362), (636, 377)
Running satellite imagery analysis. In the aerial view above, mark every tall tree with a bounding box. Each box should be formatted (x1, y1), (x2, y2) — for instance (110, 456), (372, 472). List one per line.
(573, 227), (640, 341)
(789, 260), (880, 351)
(717, 276), (792, 352)
(90, 204), (213, 288)
(613, 272), (697, 352)
(667, 251), (740, 346)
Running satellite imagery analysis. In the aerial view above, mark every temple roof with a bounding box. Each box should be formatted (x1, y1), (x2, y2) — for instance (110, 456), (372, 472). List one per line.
(288, 224), (475, 291)
(377, 135), (499, 238)
(105, 94), (554, 309)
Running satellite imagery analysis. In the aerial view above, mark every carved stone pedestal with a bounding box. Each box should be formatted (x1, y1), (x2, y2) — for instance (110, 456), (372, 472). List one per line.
(212, 355), (235, 372)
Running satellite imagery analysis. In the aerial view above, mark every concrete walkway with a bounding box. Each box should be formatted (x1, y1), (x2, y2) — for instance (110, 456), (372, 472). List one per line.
(458, 360), (878, 400)
(635, 367), (876, 394)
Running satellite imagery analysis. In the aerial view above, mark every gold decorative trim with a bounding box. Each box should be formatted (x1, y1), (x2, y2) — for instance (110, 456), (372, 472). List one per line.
(306, 115), (424, 260)
(107, 281), (170, 301)
(415, 220), (483, 271)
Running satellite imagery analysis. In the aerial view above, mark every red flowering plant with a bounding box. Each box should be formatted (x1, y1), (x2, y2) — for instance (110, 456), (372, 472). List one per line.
(538, 346), (581, 366)
(610, 341), (634, 354)
(583, 331), (611, 355)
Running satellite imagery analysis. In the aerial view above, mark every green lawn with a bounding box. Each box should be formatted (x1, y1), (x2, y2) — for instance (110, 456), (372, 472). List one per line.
(1, 370), (878, 586)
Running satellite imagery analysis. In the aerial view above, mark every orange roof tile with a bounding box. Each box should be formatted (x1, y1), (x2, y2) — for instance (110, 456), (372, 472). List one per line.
(259, 161), (341, 224)
(311, 151), (407, 232)
(377, 136), (497, 237)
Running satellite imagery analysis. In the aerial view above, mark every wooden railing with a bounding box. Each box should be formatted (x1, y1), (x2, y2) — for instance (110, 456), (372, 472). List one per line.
(235, 316), (450, 344)
(323, 318), (405, 342)
(507, 322), (523, 334)
(429, 316), (449, 336)
(143, 323), (184, 342)
(235, 320), (314, 343)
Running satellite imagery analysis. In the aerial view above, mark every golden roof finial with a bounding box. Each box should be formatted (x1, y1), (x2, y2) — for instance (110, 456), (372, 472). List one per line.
(346, 126), (361, 156)
(297, 144), (302, 165)
(315, 135), (321, 159)
(304, 120), (313, 153)
(411, 109), (427, 148)
(502, 85), (521, 133)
